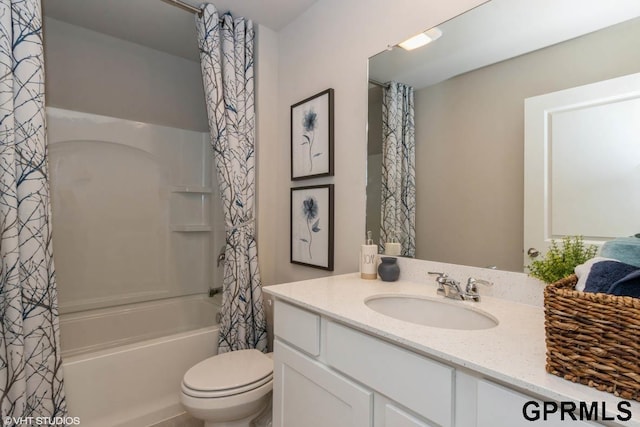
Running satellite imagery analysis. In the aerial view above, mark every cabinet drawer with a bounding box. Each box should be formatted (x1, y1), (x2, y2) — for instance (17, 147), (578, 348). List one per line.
(274, 300), (320, 356)
(477, 380), (599, 427)
(326, 321), (453, 427)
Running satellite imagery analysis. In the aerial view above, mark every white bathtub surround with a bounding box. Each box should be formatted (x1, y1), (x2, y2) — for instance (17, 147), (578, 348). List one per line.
(47, 107), (224, 313)
(196, 4), (268, 353)
(60, 295), (218, 426)
(264, 270), (640, 425)
(63, 326), (217, 427)
(59, 294), (219, 357)
(46, 106), (226, 426)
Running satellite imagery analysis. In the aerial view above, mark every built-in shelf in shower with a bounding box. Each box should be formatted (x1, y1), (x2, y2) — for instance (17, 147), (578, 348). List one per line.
(171, 225), (212, 232)
(170, 186), (212, 193)
(170, 187), (212, 232)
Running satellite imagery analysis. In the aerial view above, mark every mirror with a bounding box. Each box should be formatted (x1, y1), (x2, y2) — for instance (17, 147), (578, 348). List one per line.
(366, 0), (640, 272)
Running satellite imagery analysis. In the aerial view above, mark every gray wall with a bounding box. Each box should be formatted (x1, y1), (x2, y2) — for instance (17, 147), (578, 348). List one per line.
(414, 18), (640, 271)
(44, 17), (208, 132)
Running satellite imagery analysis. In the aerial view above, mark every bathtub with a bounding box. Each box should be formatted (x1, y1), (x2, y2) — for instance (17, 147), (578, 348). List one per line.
(61, 295), (220, 426)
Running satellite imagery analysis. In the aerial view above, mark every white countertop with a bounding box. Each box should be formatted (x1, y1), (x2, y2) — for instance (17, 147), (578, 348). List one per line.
(264, 273), (640, 425)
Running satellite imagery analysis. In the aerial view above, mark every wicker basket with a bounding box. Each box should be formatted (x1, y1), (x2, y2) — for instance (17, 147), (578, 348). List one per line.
(544, 274), (640, 401)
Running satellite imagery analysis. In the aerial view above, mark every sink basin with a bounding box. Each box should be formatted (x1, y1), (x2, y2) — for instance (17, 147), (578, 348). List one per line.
(365, 295), (498, 330)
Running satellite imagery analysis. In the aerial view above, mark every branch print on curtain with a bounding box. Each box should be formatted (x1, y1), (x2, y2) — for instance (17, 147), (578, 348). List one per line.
(196, 4), (267, 353)
(380, 82), (416, 257)
(0, 0), (67, 422)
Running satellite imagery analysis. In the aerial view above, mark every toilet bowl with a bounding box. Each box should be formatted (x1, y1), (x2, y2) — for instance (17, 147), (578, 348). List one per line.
(180, 349), (273, 427)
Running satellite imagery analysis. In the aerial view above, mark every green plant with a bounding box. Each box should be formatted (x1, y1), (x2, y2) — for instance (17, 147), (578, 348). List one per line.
(526, 236), (597, 284)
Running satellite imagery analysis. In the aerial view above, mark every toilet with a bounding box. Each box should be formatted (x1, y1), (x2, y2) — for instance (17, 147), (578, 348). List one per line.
(180, 349), (273, 427)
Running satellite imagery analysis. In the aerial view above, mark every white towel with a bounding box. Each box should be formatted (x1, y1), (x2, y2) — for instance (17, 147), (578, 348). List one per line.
(574, 257), (615, 291)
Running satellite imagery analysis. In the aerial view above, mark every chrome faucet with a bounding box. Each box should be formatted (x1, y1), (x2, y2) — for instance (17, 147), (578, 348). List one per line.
(464, 277), (493, 302)
(428, 272), (463, 299)
(428, 272), (493, 302)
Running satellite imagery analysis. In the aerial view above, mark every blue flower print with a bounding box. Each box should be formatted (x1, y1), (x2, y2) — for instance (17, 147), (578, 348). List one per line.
(300, 196), (321, 259)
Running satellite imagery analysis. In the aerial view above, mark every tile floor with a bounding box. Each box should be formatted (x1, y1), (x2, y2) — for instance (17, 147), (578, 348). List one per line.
(151, 412), (203, 427)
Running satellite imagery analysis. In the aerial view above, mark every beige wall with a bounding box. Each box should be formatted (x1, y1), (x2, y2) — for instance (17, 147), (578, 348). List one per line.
(44, 17), (208, 132)
(254, 25), (279, 343)
(414, 18), (640, 272)
(257, 0), (485, 286)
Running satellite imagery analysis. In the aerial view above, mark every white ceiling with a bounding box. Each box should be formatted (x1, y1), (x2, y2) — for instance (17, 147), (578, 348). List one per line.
(369, 0), (640, 90)
(43, 0), (640, 83)
(43, 0), (318, 61)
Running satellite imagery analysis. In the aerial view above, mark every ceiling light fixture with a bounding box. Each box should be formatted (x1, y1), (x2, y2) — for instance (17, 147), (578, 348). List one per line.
(398, 27), (443, 51)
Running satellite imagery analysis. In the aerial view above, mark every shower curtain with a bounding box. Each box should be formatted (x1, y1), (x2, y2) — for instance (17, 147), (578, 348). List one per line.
(0, 0), (67, 422)
(196, 4), (268, 353)
(381, 82), (416, 257)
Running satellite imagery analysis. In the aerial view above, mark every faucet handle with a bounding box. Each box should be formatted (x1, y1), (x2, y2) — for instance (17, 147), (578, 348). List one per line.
(466, 277), (493, 293)
(428, 271), (448, 284)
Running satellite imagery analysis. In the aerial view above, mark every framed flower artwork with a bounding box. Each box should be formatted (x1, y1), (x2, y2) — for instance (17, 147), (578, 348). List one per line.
(290, 184), (334, 270)
(290, 89), (334, 180)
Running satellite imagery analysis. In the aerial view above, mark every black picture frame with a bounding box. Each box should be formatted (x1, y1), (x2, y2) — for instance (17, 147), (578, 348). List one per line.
(290, 88), (334, 180)
(290, 184), (334, 271)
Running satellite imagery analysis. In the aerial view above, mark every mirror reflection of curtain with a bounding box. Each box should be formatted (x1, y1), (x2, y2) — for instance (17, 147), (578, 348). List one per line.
(380, 82), (416, 257)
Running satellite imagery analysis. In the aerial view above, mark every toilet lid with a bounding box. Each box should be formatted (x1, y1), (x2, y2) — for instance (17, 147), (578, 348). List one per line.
(183, 349), (273, 393)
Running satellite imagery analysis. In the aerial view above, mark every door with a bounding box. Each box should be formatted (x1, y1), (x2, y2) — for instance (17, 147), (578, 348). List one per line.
(374, 395), (435, 427)
(273, 339), (373, 427)
(524, 72), (640, 266)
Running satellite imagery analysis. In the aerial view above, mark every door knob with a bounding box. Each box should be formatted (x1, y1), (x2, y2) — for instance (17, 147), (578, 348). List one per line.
(527, 248), (540, 258)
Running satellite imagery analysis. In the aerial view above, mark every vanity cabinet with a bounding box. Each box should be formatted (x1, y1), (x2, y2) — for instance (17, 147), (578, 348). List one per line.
(273, 300), (445, 427)
(272, 300), (603, 427)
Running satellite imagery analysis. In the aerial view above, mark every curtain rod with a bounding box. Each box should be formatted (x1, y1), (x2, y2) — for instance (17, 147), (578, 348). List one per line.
(369, 79), (389, 88)
(162, 0), (203, 17)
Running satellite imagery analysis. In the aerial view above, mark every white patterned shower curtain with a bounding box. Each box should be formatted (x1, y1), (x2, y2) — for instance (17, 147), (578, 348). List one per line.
(380, 82), (416, 257)
(196, 4), (268, 353)
(0, 0), (67, 422)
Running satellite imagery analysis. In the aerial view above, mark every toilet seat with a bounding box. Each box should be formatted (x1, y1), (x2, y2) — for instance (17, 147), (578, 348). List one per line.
(182, 349), (273, 399)
(182, 373), (273, 398)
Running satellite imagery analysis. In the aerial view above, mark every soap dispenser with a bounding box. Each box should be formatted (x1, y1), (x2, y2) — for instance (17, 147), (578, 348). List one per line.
(360, 231), (378, 280)
(384, 230), (401, 256)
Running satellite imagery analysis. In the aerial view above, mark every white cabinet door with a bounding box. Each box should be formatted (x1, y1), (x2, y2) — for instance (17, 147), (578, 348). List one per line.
(273, 339), (373, 427)
(375, 395), (435, 427)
